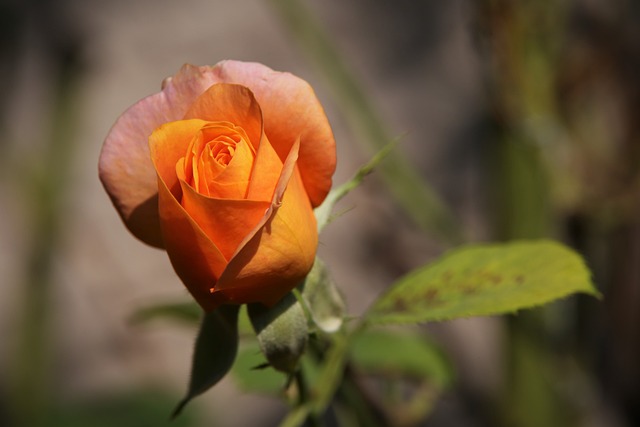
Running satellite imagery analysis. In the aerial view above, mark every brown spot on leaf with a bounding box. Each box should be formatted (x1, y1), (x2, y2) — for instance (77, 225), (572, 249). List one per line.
(393, 298), (408, 312)
(515, 275), (525, 285)
(442, 271), (453, 284)
(461, 284), (477, 295)
(424, 289), (440, 306)
(477, 270), (502, 285)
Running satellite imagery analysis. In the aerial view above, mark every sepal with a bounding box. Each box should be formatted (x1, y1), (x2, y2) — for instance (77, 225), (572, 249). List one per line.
(248, 292), (308, 373)
(298, 259), (346, 333)
(172, 305), (240, 418)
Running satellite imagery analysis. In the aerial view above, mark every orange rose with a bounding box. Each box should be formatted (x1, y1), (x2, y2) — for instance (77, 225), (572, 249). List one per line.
(99, 61), (336, 311)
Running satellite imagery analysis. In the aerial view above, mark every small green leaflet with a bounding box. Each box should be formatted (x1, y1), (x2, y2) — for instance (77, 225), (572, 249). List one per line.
(172, 305), (240, 418)
(129, 301), (202, 326)
(315, 141), (396, 232)
(348, 329), (452, 424)
(349, 329), (452, 389)
(367, 240), (599, 324)
(297, 259), (346, 333)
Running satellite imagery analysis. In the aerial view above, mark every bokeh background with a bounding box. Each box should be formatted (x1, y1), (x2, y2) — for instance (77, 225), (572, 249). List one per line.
(1, 0), (639, 426)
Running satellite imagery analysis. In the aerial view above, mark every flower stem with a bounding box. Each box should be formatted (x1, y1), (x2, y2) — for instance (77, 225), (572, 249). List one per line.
(293, 369), (322, 427)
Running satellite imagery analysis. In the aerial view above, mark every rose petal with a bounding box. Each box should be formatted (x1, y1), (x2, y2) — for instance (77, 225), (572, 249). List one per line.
(151, 141), (228, 311)
(231, 138), (300, 261)
(179, 183), (271, 261)
(245, 132), (283, 202)
(150, 119), (209, 200)
(213, 165), (317, 306)
(184, 84), (262, 152)
(185, 123), (254, 199)
(155, 175), (228, 312)
(204, 135), (253, 190)
(195, 61), (336, 207)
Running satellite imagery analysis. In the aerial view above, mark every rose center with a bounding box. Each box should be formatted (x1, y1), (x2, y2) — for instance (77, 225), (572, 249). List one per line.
(180, 121), (256, 199)
(207, 134), (241, 167)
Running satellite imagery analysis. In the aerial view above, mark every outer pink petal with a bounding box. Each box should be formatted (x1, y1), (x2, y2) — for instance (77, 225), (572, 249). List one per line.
(98, 66), (222, 247)
(197, 61), (336, 208)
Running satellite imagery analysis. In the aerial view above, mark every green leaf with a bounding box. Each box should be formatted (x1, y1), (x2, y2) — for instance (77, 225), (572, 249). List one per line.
(129, 301), (202, 326)
(231, 344), (287, 395)
(315, 141), (396, 232)
(172, 305), (240, 418)
(348, 329), (452, 424)
(349, 329), (452, 389)
(298, 259), (346, 333)
(367, 240), (599, 325)
(248, 292), (308, 373)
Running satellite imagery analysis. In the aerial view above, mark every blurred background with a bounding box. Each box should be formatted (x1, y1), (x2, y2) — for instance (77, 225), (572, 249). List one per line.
(1, 0), (639, 426)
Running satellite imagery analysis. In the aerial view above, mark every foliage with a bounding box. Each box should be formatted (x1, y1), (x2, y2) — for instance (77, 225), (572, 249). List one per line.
(367, 240), (598, 324)
(133, 152), (598, 425)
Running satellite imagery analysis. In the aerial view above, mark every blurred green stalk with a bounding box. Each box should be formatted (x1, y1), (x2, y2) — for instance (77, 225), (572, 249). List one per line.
(9, 52), (81, 427)
(480, 1), (578, 426)
(269, 0), (461, 246)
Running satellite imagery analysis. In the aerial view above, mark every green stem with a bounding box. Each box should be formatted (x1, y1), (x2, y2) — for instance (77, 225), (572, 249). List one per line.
(335, 364), (386, 427)
(294, 369), (308, 406)
(306, 333), (386, 427)
(294, 369), (322, 427)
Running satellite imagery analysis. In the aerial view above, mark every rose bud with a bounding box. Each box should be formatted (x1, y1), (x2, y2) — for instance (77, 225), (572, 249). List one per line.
(99, 61), (336, 311)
